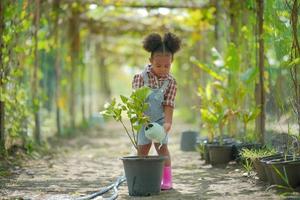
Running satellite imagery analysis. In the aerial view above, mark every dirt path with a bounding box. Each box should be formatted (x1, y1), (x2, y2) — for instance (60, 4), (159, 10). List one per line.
(0, 120), (287, 200)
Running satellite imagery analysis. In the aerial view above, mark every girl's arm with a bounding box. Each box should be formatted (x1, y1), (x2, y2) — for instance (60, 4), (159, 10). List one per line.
(164, 105), (173, 133)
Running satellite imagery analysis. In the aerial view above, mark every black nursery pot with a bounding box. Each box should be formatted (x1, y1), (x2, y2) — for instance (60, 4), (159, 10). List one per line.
(260, 154), (283, 184)
(180, 131), (199, 151)
(253, 153), (283, 181)
(121, 156), (165, 196)
(207, 144), (233, 168)
(202, 141), (219, 164)
(203, 143), (210, 164)
(268, 156), (300, 188)
(253, 158), (268, 181)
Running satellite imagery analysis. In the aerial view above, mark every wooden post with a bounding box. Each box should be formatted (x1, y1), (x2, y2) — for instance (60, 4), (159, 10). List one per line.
(211, 0), (223, 52)
(96, 41), (111, 100)
(68, 7), (80, 129)
(33, 0), (41, 144)
(80, 61), (86, 123)
(290, 0), (300, 135)
(53, 0), (62, 136)
(255, 0), (265, 144)
(0, 0), (5, 153)
(229, 0), (239, 46)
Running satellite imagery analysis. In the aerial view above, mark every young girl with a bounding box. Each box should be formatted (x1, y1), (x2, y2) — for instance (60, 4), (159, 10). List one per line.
(132, 32), (181, 190)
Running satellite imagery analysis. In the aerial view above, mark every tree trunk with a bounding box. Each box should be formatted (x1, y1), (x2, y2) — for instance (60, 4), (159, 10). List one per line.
(80, 65), (86, 123)
(96, 42), (111, 100)
(53, 0), (62, 136)
(0, 101), (4, 154)
(255, 0), (265, 144)
(211, 0), (223, 52)
(0, 0), (5, 154)
(289, 0), (300, 136)
(227, 0), (240, 137)
(33, 0), (41, 144)
(88, 40), (93, 118)
(229, 0), (239, 46)
(68, 7), (80, 129)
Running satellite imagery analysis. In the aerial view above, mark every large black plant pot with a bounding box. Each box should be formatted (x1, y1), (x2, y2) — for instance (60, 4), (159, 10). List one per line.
(253, 153), (282, 181)
(207, 144), (233, 168)
(260, 154), (284, 184)
(180, 131), (199, 151)
(202, 141), (219, 164)
(253, 158), (268, 181)
(121, 156), (165, 196)
(267, 156), (300, 188)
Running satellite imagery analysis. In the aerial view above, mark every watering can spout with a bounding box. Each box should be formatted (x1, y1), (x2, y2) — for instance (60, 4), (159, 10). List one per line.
(145, 122), (166, 145)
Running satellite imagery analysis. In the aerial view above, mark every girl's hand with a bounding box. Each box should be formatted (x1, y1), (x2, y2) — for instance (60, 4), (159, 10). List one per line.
(164, 123), (172, 133)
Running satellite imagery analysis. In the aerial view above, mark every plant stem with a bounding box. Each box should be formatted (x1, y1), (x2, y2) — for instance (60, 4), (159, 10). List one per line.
(219, 125), (224, 145)
(244, 122), (247, 139)
(130, 120), (137, 146)
(120, 119), (137, 150)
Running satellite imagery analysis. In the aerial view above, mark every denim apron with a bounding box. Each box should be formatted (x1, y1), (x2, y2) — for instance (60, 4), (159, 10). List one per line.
(137, 70), (170, 145)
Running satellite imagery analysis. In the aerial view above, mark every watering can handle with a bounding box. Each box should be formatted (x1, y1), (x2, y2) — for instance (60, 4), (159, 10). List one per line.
(158, 134), (168, 149)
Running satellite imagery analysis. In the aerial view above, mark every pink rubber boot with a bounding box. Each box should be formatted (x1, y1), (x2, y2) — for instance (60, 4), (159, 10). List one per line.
(161, 166), (173, 190)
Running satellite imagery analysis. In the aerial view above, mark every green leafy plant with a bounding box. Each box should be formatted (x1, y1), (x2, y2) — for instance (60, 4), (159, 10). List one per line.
(240, 148), (276, 176)
(242, 158), (253, 176)
(240, 148), (277, 161)
(238, 107), (261, 140)
(101, 86), (151, 150)
(193, 43), (258, 140)
(198, 83), (233, 145)
(198, 84), (218, 142)
(196, 143), (205, 156)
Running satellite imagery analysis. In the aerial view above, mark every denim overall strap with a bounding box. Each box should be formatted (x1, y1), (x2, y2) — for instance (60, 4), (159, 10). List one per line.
(137, 70), (170, 145)
(142, 69), (149, 86)
(160, 79), (170, 93)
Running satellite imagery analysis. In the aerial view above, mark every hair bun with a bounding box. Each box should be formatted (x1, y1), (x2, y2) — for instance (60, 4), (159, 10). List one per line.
(143, 33), (162, 52)
(163, 32), (181, 54)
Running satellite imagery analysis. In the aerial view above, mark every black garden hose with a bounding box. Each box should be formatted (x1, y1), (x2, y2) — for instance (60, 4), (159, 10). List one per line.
(75, 176), (126, 200)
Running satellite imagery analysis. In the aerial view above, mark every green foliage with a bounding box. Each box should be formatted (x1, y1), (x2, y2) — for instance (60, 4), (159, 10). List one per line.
(1, 0), (298, 158)
(242, 158), (253, 175)
(101, 86), (151, 150)
(239, 107), (260, 136)
(196, 143), (205, 155)
(198, 82), (235, 144)
(1, 1), (32, 149)
(194, 41), (261, 141)
(240, 148), (277, 161)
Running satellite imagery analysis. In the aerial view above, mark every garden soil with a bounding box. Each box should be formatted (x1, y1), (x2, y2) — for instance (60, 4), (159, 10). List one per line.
(0, 120), (293, 200)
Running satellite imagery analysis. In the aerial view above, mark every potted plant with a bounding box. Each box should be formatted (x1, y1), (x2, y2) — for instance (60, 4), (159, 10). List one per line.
(205, 101), (234, 168)
(266, 135), (300, 188)
(198, 85), (219, 164)
(101, 86), (166, 196)
(240, 148), (277, 181)
(232, 107), (262, 162)
(198, 83), (236, 167)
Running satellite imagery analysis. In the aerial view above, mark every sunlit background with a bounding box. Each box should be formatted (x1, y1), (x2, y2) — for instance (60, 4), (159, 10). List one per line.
(1, 0), (299, 150)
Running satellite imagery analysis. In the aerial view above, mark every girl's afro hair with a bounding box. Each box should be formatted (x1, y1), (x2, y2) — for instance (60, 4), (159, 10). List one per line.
(143, 32), (181, 54)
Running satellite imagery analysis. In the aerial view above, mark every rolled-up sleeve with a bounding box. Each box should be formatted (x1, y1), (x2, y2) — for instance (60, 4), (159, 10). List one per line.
(163, 79), (177, 108)
(132, 74), (144, 89)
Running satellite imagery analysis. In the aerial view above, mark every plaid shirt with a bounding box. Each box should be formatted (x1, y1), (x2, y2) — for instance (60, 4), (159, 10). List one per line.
(132, 65), (177, 108)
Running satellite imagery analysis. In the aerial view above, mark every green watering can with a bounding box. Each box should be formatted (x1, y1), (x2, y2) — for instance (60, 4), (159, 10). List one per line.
(145, 122), (167, 146)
